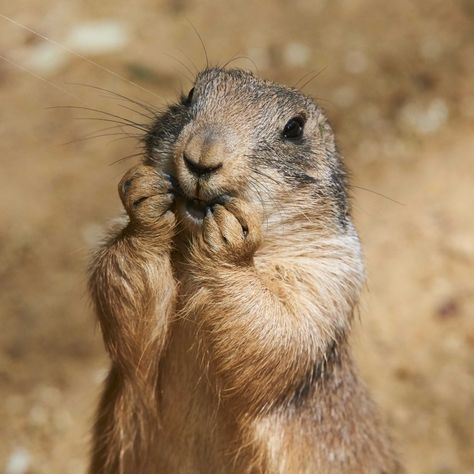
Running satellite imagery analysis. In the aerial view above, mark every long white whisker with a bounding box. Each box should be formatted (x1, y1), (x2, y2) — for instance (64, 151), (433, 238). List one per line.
(0, 13), (162, 99)
(0, 53), (78, 99)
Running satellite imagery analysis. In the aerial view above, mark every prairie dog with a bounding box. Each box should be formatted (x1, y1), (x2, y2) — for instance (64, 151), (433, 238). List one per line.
(88, 68), (402, 473)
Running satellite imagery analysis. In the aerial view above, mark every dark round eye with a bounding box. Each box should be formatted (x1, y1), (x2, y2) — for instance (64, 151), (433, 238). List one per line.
(282, 116), (305, 141)
(183, 87), (195, 106)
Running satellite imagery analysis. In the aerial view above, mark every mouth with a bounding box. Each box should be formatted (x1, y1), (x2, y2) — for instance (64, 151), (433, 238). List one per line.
(171, 177), (230, 227)
(185, 198), (210, 221)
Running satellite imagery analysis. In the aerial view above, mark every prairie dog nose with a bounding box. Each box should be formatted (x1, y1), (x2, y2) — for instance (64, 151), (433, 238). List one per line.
(183, 129), (224, 177)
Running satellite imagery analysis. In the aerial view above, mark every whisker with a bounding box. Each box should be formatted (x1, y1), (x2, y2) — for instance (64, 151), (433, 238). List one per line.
(293, 70), (315, 88)
(247, 175), (289, 232)
(61, 132), (141, 147)
(69, 124), (128, 138)
(351, 185), (404, 206)
(247, 181), (271, 230)
(299, 65), (328, 91)
(116, 103), (154, 120)
(47, 105), (149, 130)
(105, 135), (144, 145)
(247, 181), (266, 212)
(162, 53), (195, 83)
(109, 151), (145, 166)
(73, 117), (149, 132)
(0, 53), (78, 99)
(248, 165), (282, 186)
(66, 82), (161, 115)
(221, 55), (258, 73)
(293, 74), (336, 106)
(0, 13), (162, 99)
(186, 19), (209, 68)
(70, 124), (140, 141)
(175, 47), (199, 74)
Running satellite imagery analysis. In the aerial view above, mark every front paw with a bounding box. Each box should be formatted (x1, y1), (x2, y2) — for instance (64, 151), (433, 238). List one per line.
(118, 164), (176, 232)
(196, 198), (262, 264)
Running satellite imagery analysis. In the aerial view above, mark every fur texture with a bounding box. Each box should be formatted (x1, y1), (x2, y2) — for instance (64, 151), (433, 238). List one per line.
(88, 68), (402, 473)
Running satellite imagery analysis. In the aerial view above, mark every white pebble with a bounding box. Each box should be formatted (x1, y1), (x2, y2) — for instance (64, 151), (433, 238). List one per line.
(399, 98), (449, 134)
(25, 42), (67, 75)
(5, 448), (31, 474)
(66, 21), (129, 55)
(283, 42), (311, 67)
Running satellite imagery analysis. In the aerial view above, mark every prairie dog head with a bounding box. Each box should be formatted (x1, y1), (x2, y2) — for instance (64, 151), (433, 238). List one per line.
(145, 68), (352, 240)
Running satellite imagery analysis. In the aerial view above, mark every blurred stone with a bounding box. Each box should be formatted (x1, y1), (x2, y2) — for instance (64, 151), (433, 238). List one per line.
(53, 409), (73, 432)
(24, 42), (67, 75)
(443, 335), (464, 352)
(66, 21), (129, 56)
(333, 85), (356, 108)
(19, 20), (129, 75)
(5, 448), (31, 474)
(126, 63), (160, 83)
(166, 0), (189, 14)
(435, 298), (460, 320)
(399, 98), (449, 134)
(345, 50), (368, 74)
(444, 233), (474, 260)
(394, 366), (417, 381)
(420, 37), (444, 61)
(29, 404), (49, 427)
(283, 42), (311, 67)
(37, 385), (61, 405)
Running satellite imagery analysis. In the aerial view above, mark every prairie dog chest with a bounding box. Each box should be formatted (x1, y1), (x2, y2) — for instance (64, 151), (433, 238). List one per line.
(156, 315), (238, 472)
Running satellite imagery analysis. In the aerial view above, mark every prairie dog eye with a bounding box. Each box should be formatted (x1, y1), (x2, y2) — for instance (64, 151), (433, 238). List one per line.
(183, 87), (195, 106)
(282, 116), (305, 141)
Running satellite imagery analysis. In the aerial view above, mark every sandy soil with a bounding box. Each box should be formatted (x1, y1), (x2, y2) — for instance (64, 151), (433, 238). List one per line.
(0, 0), (473, 472)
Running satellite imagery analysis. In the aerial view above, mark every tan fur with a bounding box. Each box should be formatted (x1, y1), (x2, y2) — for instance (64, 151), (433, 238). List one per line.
(88, 68), (402, 473)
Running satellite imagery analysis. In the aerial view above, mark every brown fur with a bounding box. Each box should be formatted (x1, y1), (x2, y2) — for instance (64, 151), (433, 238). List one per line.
(88, 68), (402, 473)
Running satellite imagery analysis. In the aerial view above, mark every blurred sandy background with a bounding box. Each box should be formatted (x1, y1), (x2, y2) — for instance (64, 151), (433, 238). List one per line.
(0, 0), (473, 473)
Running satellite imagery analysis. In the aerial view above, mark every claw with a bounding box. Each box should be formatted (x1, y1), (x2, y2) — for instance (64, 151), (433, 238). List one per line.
(162, 173), (177, 191)
(122, 178), (133, 194)
(132, 196), (149, 208)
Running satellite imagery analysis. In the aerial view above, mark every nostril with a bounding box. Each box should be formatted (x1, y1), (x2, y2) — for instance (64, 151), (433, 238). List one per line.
(183, 153), (223, 177)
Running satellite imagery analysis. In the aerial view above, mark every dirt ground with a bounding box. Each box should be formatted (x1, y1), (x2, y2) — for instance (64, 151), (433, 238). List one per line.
(1, 0), (473, 473)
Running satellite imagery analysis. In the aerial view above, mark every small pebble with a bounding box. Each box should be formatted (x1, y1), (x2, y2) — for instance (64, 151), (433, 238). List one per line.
(283, 42), (311, 67)
(66, 21), (129, 55)
(399, 98), (449, 134)
(25, 42), (67, 75)
(5, 448), (31, 474)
